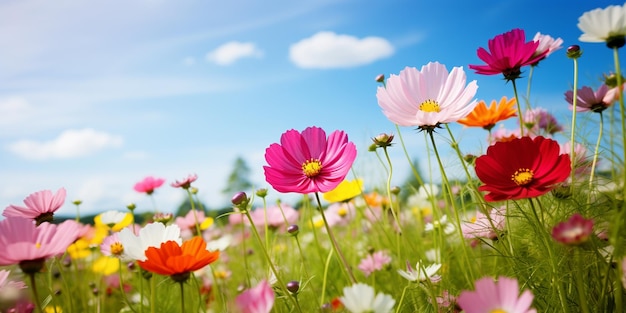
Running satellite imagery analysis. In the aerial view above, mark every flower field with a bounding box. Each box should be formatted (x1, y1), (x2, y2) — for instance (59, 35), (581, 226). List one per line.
(3, 3), (626, 313)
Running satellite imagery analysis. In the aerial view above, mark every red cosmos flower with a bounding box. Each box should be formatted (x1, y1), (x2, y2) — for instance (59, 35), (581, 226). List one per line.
(469, 28), (548, 81)
(552, 213), (594, 245)
(138, 236), (219, 282)
(264, 126), (357, 194)
(133, 176), (165, 195)
(475, 136), (570, 202)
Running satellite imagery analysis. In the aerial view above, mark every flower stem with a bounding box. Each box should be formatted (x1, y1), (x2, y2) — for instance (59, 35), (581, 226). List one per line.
(525, 65), (535, 111)
(28, 272), (43, 313)
(574, 249), (590, 313)
(382, 146), (404, 254)
(395, 124), (425, 187)
(185, 189), (202, 237)
(314, 192), (357, 284)
(511, 79), (525, 136)
(569, 56), (580, 190)
(179, 281), (185, 313)
(587, 113), (604, 204)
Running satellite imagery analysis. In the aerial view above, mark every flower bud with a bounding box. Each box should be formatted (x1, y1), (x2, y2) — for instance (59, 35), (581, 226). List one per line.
(286, 280), (300, 293)
(566, 45), (583, 59)
(190, 187), (199, 195)
(372, 133), (394, 148)
(256, 188), (268, 198)
(604, 72), (625, 88)
(231, 192), (248, 207)
(72, 200), (82, 206)
(375, 74), (385, 83)
(287, 224), (299, 236)
(126, 203), (136, 211)
(390, 186), (401, 195)
(153, 212), (173, 224)
(368, 143), (378, 152)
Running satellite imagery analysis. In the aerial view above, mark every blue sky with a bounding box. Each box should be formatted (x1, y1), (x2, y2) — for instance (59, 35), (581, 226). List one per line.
(0, 0), (623, 217)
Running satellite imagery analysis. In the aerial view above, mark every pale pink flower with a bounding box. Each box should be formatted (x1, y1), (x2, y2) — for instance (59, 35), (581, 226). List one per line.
(100, 233), (125, 258)
(170, 174), (198, 189)
(175, 210), (212, 238)
(0, 217), (80, 267)
(376, 62), (478, 130)
(461, 207), (506, 240)
(458, 277), (536, 313)
(235, 279), (275, 313)
(3, 188), (66, 224)
(565, 84), (615, 113)
(523, 108), (563, 135)
(246, 204), (299, 230)
(133, 176), (165, 195)
(0, 269), (27, 304)
(559, 141), (591, 178)
(323, 202), (356, 227)
(532, 32), (563, 61)
(358, 251), (392, 277)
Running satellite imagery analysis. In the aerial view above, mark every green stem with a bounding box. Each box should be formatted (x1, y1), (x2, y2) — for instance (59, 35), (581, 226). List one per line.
(570, 56), (580, 190)
(613, 47), (626, 200)
(511, 79), (525, 136)
(28, 272), (43, 313)
(574, 250), (590, 313)
(395, 124), (425, 187)
(314, 193), (357, 284)
(394, 284), (410, 313)
(320, 249), (333, 307)
(382, 146), (403, 256)
(525, 65), (535, 111)
(185, 189), (202, 237)
(150, 275), (156, 313)
(587, 113), (604, 204)
(179, 281), (185, 313)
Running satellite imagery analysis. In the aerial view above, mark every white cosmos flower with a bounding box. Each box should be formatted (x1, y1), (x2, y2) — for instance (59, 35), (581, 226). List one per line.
(340, 283), (395, 313)
(117, 222), (182, 261)
(578, 3), (626, 44)
(397, 261), (442, 282)
(424, 215), (455, 235)
(98, 210), (129, 225)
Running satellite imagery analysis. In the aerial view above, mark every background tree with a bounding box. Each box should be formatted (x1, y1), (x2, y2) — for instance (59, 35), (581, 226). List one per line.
(221, 156), (253, 197)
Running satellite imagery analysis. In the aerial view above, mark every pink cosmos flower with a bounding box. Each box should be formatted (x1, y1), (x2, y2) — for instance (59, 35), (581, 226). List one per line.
(551, 213), (594, 245)
(235, 279), (275, 313)
(532, 32), (563, 62)
(565, 84), (615, 113)
(523, 108), (563, 135)
(358, 251), (392, 277)
(559, 142), (591, 178)
(469, 28), (548, 81)
(0, 217), (80, 269)
(376, 62), (478, 130)
(171, 174), (198, 189)
(100, 233), (125, 258)
(458, 277), (536, 313)
(264, 126), (357, 194)
(246, 204), (299, 230)
(3, 188), (66, 224)
(133, 176), (165, 195)
(461, 207), (506, 240)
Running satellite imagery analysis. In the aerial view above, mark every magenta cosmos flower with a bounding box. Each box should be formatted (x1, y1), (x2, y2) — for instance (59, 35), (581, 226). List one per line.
(3, 188), (66, 225)
(458, 276), (536, 313)
(376, 62), (478, 131)
(565, 84), (615, 113)
(551, 213), (594, 245)
(133, 176), (165, 195)
(0, 217), (80, 272)
(475, 136), (571, 202)
(264, 126), (357, 193)
(469, 28), (548, 81)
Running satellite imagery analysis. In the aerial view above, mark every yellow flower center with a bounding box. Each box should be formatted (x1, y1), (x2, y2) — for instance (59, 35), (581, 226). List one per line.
(512, 168), (534, 186)
(338, 207), (348, 217)
(302, 159), (322, 177)
(36, 242), (41, 249)
(419, 99), (441, 112)
(470, 216), (477, 223)
(490, 309), (507, 313)
(110, 242), (124, 256)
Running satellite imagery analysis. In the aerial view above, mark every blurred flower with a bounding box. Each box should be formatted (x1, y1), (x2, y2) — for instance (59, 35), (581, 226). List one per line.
(461, 207), (506, 240)
(552, 213), (594, 245)
(117, 222), (182, 262)
(3, 188), (66, 225)
(565, 84), (615, 113)
(170, 174), (198, 189)
(66, 239), (92, 260)
(100, 233), (125, 258)
(397, 261), (441, 283)
(0, 217), (79, 270)
(339, 283), (395, 313)
(358, 251), (392, 277)
(532, 32), (563, 61)
(458, 96), (517, 131)
(424, 215), (455, 235)
(246, 204), (299, 230)
(235, 279), (275, 313)
(578, 3), (626, 48)
(457, 276), (536, 313)
(92, 256), (120, 276)
(323, 179), (363, 203)
(434, 290), (458, 312)
(376, 62), (478, 130)
(0, 269), (27, 306)
(523, 108), (563, 135)
(133, 176), (165, 195)
(138, 236), (219, 282)
(469, 28), (548, 81)
(559, 142), (591, 178)
(94, 210), (133, 232)
(175, 210), (214, 239)
(490, 126), (520, 144)
(475, 136), (570, 201)
(322, 202), (357, 227)
(263, 126), (357, 193)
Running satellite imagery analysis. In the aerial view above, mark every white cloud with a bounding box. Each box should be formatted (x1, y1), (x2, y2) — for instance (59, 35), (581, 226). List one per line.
(206, 41), (263, 66)
(7, 128), (123, 160)
(289, 31), (394, 69)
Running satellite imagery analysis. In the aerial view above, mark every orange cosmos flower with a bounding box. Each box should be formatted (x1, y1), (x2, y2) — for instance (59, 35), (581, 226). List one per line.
(458, 96), (517, 130)
(138, 236), (219, 282)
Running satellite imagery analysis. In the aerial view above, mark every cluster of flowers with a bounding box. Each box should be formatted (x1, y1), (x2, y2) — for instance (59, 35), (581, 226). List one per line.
(2, 2), (626, 313)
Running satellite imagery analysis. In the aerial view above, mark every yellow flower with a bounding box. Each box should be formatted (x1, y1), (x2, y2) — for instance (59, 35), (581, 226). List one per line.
(44, 306), (62, 313)
(67, 239), (92, 259)
(94, 211), (133, 232)
(323, 179), (363, 203)
(92, 256), (120, 275)
(200, 217), (214, 230)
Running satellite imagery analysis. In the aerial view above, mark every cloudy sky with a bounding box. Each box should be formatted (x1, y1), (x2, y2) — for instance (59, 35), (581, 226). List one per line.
(0, 0), (621, 217)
